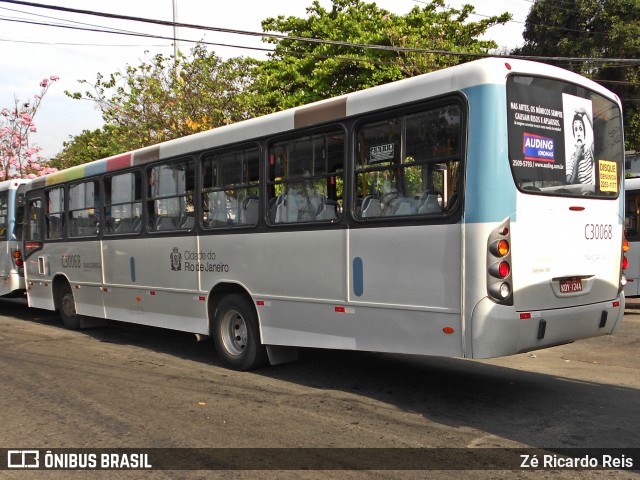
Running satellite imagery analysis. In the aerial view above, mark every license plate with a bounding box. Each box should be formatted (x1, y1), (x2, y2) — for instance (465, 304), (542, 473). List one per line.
(559, 278), (583, 293)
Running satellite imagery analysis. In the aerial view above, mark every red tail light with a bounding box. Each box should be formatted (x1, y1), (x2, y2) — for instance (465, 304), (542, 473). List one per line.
(498, 261), (510, 278)
(620, 230), (628, 292)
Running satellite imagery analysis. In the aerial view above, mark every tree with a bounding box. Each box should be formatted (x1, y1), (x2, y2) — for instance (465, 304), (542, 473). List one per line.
(0, 76), (59, 179)
(48, 125), (122, 170)
(58, 1), (511, 167)
(513, 0), (640, 150)
(59, 44), (259, 166)
(251, 0), (511, 111)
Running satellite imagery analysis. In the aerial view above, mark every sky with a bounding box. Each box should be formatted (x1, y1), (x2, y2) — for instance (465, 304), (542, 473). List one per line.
(0, 0), (533, 159)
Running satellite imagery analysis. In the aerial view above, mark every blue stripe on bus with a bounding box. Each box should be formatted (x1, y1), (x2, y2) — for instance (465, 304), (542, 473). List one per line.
(130, 256), (136, 282)
(462, 84), (517, 224)
(353, 257), (363, 297)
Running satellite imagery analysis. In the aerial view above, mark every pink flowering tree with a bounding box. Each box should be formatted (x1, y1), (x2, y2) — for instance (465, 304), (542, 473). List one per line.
(0, 76), (60, 179)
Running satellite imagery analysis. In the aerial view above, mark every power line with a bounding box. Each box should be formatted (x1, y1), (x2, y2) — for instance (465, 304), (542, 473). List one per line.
(0, 4), (149, 37)
(0, 15), (274, 53)
(0, 0), (638, 65)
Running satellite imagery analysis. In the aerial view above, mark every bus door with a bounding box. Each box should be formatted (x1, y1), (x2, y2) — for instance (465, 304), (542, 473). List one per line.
(23, 192), (51, 309)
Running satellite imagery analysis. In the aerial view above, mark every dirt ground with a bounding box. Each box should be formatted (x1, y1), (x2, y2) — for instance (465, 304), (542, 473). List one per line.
(0, 298), (638, 479)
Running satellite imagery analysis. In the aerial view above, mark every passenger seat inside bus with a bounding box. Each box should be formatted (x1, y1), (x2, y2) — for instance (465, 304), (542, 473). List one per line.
(275, 191), (302, 223)
(156, 216), (178, 231)
(416, 191), (441, 214)
(361, 195), (382, 218)
(239, 197), (259, 225)
(207, 191), (228, 227)
(316, 198), (338, 221)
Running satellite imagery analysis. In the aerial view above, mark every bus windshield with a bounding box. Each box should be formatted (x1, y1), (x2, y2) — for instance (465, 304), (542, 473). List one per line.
(507, 75), (623, 198)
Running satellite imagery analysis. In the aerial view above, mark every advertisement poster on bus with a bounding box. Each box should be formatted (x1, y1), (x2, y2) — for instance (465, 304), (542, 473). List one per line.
(507, 81), (599, 187)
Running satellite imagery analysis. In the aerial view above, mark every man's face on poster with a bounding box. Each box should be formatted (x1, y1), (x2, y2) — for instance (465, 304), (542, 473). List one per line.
(573, 118), (585, 145)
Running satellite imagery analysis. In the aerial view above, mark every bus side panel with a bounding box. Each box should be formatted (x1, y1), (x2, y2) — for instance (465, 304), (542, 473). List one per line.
(25, 242), (104, 313)
(60, 241), (103, 318)
(0, 239), (10, 297)
(199, 229), (348, 303)
(102, 236), (206, 333)
(259, 301), (463, 356)
(347, 224), (462, 309)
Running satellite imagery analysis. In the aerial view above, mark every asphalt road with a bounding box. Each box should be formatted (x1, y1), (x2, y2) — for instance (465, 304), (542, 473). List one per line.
(0, 298), (638, 479)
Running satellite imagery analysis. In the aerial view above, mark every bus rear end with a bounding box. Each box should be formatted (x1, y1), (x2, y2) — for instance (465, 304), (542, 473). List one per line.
(469, 69), (625, 358)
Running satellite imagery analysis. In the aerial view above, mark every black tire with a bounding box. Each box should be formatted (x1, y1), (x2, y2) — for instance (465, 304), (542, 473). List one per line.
(212, 294), (267, 371)
(58, 282), (80, 330)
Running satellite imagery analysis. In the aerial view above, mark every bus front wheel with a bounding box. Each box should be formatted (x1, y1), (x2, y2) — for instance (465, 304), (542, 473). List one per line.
(58, 282), (80, 330)
(212, 294), (267, 371)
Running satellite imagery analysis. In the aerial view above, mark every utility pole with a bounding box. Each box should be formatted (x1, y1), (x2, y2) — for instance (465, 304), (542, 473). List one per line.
(172, 0), (179, 59)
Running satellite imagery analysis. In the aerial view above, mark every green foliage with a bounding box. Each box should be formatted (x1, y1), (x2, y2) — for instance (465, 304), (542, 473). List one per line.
(59, 0), (511, 166)
(58, 44), (259, 166)
(252, 0), (510, 111)
(49, 126), (122, 169)
(513, 0), (640, 150)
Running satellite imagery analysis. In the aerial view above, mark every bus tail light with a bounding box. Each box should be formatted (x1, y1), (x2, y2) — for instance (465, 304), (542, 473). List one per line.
(620, 231), (629, 291)
(487, 219), (513, 305)
(489, 282), (511, 300)
(11, 250), (23, 266)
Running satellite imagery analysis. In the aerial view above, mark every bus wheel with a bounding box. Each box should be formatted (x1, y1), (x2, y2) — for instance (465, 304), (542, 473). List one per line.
(58, 283), (80, 330)
(213, 294), (267, 371)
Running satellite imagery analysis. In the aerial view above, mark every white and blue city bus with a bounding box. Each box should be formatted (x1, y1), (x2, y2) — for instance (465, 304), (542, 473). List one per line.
(21, 58), (626, 370)
(0, 179), (27, 297)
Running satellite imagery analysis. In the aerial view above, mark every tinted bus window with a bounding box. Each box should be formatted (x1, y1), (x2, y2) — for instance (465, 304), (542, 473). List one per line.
(69, 181), (99, 238)
(201, 146), (259, 229)
(105, 172), (142, 235)
(355, 103), (462, 218)
(46, 188), (65, 239)
(268, 130), (344, 224)
(26, 197), (43, 242)
(147, 160), (195, 232)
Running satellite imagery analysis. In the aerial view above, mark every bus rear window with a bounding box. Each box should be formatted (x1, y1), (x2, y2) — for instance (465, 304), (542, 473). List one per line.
(507, 75), (623, 198)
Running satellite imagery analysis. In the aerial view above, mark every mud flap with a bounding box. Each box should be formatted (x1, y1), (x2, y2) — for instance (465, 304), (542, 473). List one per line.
(266, 345), (299, 366)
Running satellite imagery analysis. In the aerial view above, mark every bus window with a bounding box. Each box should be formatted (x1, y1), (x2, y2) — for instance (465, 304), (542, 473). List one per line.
(46, 187), (65, 239)
(147, 160), (195, 232)
(69, 181), (100, 238)
(104, 172), (142, 235)
(507, 75), (623, 198)
(355, 103), (462, 218)
(201, 146), (259, 229)
(26, 197), (43, 242)
(267, 130), (344, 224)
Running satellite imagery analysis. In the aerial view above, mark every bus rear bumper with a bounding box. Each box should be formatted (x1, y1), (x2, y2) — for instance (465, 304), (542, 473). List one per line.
(0, 271), (26, 298)
(468, 295), (625, 359)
